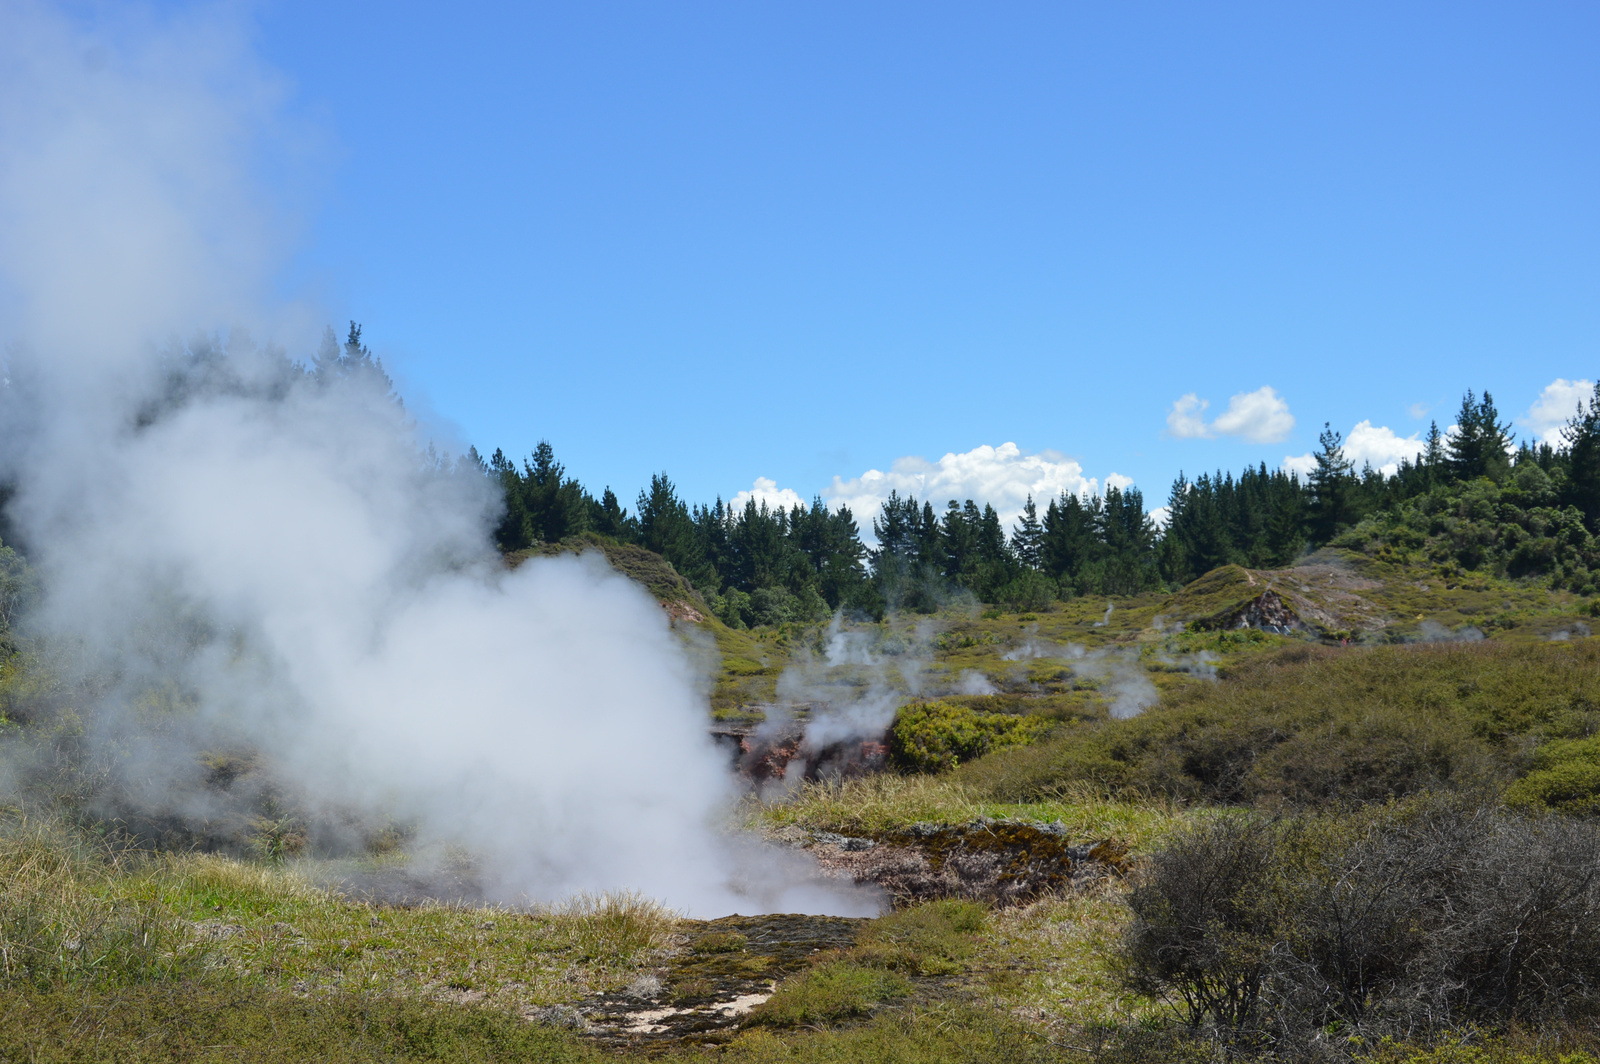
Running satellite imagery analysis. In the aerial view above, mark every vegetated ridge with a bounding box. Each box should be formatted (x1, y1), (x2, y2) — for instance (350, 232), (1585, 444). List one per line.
(2, 340), (1600, 1061)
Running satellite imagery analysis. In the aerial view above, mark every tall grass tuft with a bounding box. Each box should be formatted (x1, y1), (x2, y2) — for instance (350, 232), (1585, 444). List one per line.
(0, 816), (197, 987)
(539, 891), (679, 964)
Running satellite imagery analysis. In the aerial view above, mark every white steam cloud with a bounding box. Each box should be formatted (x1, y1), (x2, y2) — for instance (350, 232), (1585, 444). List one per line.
(0, 3), (872, 917)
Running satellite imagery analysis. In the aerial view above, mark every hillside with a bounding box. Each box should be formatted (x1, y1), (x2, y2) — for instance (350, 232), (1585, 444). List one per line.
(1, 536), (1598, 1062)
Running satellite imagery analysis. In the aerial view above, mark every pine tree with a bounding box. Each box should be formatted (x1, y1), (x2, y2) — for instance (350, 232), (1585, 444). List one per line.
(488, 447), (535, 550)
(1563, 381), (1600, 531)
(794, 496), (868, 609)
(1446, 390), (1513, 482)
(1011, 495), (1043, 570)
(1184, 473), (1234, 576)
(519, 440), (589, 544)
(1157, 475), (1192, 584)
(941, 500), (978, 581)
(871, 490), (920, 568)
(1308, 422), (1355, 543)
(311, 322), (396, 397)
(1041, 490), (1096, 595)
(637, 473), (714, 588)
(1098, 486), (1158, 595)
(1423, 420), (1444, 479)
(592, 486), (634, 539)
(1264, 473), (1306, 566)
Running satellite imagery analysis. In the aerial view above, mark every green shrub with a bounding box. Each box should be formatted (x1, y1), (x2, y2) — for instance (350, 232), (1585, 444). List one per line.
(994, 571), (1057, 612)
(889, 701), (1051, 773)
(1504, 735), (1600, 815)
(1504, 761), (1600, 815)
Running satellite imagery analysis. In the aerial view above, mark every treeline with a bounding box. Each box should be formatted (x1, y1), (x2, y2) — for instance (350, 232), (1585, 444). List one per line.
(487, 443), (872, 626)
(483, 439), (1169, 623)
(1162, 389), (1600, 592)
(485, 386), (1600, 623)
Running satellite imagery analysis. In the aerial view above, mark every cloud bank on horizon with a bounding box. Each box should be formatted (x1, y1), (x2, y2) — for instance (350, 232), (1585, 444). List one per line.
(738, 377), (1595, 537)
(733, 442), (1130, 538)
(1281, 379), (1596, 478)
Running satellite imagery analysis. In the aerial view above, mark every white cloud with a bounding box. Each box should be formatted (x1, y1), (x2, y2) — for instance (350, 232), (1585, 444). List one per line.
(1282, 453), (1317, 478)
(821, 442), (1124, 538)
(1166, 386), (1295, 444)
(1407, 402), (1430, 420)
(1282, 419), (1426, 478)
(1345, 420), (1427, 474)
(1166, 394), (1211, 438)
(1212, 387), (1296, 443)
(1522, 378), (1596, 446)
(729, 476), (806, 513)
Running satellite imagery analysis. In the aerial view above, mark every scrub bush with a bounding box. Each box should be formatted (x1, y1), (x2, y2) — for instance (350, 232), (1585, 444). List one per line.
(1121, 799), (1600, 1051)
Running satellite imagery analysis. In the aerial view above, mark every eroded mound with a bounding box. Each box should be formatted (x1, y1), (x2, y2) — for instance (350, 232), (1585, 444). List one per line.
(802, 818), (1128, 906)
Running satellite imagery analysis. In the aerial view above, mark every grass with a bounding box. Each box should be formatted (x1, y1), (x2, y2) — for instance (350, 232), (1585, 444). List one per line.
(854, 899), (986, 976)
(0, 981), (598, 1063)
(669, 1004), (1071, 1063)
(1357, 1034), (1600, 1064)
(696, 546), (1599, 729)
(4, 789), (1593, 1063)
(748, 900), (987, 1027)
(970, 879), (1159, 1030)
(153, 859), (677, 1008)
(0, 818), (201, 987)
(950, 638), (1600, 807)
(748, 775), (1188, 853)
(747, 961), (913, 1026)
(0, 814), (678, 1015)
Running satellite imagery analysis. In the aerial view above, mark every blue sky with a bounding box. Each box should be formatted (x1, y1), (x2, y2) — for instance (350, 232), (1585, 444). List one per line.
(43, 3), (1600, 524)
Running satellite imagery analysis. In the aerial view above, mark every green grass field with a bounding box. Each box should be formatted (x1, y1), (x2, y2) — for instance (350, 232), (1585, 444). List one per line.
(3, 546), (1598, 1061)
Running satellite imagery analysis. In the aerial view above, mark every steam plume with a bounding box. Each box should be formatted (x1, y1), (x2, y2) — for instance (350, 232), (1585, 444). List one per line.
(0, 2), (875, 917)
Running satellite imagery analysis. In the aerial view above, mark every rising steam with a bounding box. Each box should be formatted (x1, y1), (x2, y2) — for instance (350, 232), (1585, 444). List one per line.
(0, 2), (875, 917)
